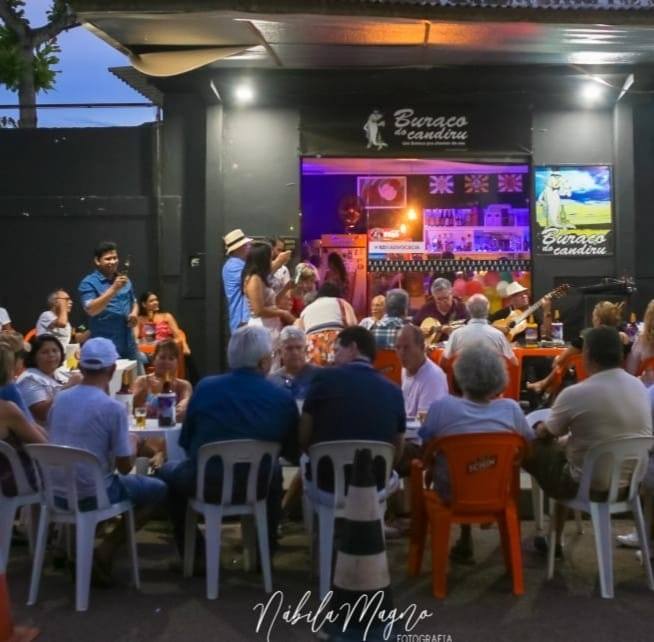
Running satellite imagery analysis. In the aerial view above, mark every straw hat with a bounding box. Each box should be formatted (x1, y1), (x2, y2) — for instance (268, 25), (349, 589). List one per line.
(504, 281), (528, 298)
(223, 228), (252, 254)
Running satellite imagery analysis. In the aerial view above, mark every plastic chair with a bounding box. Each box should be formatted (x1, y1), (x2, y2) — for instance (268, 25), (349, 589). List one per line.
(408, 433), (526, 598)
(373, 350), (402, 385)
(304, 440), (396, 598)
(23, 329), (36, 343)
(502, 357), (521, 401)
(636, 356), (654, 377)
(526, 410), (584, 535)
(183, 439), (280, 600)
(0, 443), (41, 572)
(547, 435), (654, 598)
(25, 444), (140, 611)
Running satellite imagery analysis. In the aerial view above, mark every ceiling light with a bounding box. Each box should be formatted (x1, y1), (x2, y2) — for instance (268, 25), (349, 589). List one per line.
(581, 82), (603, 104)
(234, 84), (254, 104)
(407, 208), (418, 221)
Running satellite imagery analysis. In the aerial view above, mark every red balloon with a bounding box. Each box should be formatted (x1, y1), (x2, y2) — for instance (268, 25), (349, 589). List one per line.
(465, 280), (484, 296)
(453, 278), (467, 297)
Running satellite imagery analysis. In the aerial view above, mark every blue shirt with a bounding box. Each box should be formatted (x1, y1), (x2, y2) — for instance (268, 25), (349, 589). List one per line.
(0, 383), (33, 421)
(222, 256), (250, 332)
(303, 359), (406, 445)
(78, 270), (136, 356)
(269, 365), (320, 400)
(179, 368), (299, 464)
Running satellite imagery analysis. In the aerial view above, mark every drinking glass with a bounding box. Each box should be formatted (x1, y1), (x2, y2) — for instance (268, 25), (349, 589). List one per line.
(134, 406), (147, 429)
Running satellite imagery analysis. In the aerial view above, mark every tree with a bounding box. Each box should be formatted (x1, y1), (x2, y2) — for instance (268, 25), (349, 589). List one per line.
(0, 1), (79, 127)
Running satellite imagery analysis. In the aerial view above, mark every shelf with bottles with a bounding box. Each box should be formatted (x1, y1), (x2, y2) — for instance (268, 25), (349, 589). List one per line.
(424, 206), (530, 228)
(424, 226), (529, 234)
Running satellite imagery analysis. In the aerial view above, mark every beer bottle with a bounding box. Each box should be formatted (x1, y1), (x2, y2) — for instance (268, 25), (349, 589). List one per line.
(525, 315), (539, 346)
(157, 372), (176, 427)
(115, 372), (134, 417)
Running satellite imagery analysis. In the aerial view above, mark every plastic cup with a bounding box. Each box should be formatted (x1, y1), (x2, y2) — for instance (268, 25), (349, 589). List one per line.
(134, 407), (147, 429)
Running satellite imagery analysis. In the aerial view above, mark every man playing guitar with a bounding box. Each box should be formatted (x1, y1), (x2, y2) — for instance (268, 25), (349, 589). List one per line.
(489, 281), (552, 343)
(414, 277), (470, 343)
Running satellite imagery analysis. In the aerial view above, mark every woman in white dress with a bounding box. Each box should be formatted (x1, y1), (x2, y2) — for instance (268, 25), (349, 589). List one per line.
(242, 242), (295, 366)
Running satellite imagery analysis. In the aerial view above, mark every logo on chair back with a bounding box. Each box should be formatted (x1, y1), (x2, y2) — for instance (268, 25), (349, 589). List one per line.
(467, 455), (497, 474)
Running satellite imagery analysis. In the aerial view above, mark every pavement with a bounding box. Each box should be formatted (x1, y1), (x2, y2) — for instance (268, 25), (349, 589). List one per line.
(5, 517), (654, 642)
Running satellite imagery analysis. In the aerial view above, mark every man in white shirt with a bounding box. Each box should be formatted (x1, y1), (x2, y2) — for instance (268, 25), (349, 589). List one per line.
(443, 294), (517, 366)
(526, 326), (652, 554)
(396, 324), (448, 417)
(395, 323), (448, 476)
(48, 337), (167, 581)
(0, 306), (12, 331)
(269, 236), (291, 295)
(36, 289), (74, 348)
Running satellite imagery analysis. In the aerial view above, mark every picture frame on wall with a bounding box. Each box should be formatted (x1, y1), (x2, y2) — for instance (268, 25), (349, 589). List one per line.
(533, 165), (614, 257)
(357, 175), (407, 209)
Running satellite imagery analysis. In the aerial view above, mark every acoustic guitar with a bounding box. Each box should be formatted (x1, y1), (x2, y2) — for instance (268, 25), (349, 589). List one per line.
(419, 317), (467, 346)
(491, 284), (570, 342)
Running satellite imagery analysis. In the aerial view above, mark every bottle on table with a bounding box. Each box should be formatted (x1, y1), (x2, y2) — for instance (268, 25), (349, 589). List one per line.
(157, 372), (176, 427)
(115, 371), (134, 417)
(525, 315), (539, 346)
(627, 312), (639, 343)
(551, 309), (564, 344)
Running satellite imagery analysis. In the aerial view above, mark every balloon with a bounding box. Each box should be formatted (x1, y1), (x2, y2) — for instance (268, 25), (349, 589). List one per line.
(496, 280), (509, 298)
(500, 271), (513, 283)
(453, 278), (467, 298)
(483, 271), (500, 287)
(518, 272), (532, 290)
(465, 280), (484, 296)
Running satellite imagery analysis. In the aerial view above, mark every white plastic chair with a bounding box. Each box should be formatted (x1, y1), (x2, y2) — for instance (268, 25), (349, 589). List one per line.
(183, 439), (280, 600)
(0, 442), (41, 572)
(526, 409), (583, 534)
(547, 435), (654, 598)
(304, 440), (396, 598)
(25, 444), (140, 611)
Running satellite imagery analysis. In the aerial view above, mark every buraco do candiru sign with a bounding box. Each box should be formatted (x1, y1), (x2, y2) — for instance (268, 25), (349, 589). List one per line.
(300, 105), (531, 156)
(533, 165), (614, 257)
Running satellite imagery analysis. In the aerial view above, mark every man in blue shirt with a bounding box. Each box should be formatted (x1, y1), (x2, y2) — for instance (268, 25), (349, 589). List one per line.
(158, 325), (299, 557)
(300, 326), (405, 472)
(222, 228), (252, 332)
(78, 241), (139, 360)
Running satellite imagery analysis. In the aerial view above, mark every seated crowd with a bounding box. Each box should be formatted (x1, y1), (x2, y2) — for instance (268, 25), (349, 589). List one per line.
(3, 267), (654, 596)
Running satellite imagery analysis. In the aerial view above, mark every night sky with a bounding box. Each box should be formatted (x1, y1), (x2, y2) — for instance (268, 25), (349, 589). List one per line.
(0, 0), (156, 126)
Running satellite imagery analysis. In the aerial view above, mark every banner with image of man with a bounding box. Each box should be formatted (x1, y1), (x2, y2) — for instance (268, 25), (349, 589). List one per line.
(534, 165), (613, 257)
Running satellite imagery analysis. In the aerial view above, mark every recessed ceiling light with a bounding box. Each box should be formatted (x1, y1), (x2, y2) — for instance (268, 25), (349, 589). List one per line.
(234, 84), (254, 103)
(581, 82), (603, 104)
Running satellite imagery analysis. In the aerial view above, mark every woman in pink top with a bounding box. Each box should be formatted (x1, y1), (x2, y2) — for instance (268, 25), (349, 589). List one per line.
(136, 291), (190, 354)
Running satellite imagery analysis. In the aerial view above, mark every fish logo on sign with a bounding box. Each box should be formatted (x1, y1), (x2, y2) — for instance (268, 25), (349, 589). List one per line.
(363, 110), (388, 150)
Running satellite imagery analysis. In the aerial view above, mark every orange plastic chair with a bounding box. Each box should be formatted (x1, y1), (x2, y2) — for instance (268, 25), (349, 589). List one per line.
(427, 347), (444, 366)
(23, 328), (36, 343)
(636, 356), (654, 377)
(501, 357), (521, 401)
(407, 433), (526, 598)
(373, 349), (401, 385)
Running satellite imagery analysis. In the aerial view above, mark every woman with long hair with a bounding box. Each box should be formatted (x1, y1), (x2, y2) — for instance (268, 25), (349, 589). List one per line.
(626, 300), (654, 375)
(325, 252), (349, 299)
(527, 300), (628, 395)
(243, 243), (295, 358)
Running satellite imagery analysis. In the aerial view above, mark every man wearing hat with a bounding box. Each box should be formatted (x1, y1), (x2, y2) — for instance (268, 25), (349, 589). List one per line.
(48, 337), (167, 582)
(222, 229), (253, 332)
(490, 281), (552, 343)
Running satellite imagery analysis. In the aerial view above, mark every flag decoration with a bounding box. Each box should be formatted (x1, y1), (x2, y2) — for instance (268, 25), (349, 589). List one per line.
(464, 175), (489, 193)
(498, 174), (524, 193)
(429, 175), (454, 195)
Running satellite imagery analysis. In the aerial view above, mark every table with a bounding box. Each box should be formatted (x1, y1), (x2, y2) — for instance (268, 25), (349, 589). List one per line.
(406, 419), (422, 444)
(129, 419), (184, 462)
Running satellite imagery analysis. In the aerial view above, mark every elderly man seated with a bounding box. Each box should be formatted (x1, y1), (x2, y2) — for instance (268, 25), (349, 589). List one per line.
(442, 294), (517, 367)
(370, 288), (410, 350)
(158, 325), (299, 560)
(48, 337), (168, 584)
(525, 326), (652, 556)
(269, 326), (319, 400)
(419, 344), (534, 563)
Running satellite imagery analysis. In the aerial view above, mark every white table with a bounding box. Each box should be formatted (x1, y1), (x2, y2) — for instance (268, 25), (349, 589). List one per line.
(109, 359), (138, 397)
(129, 419), (185, 462)
(406, 419), (422, 444)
